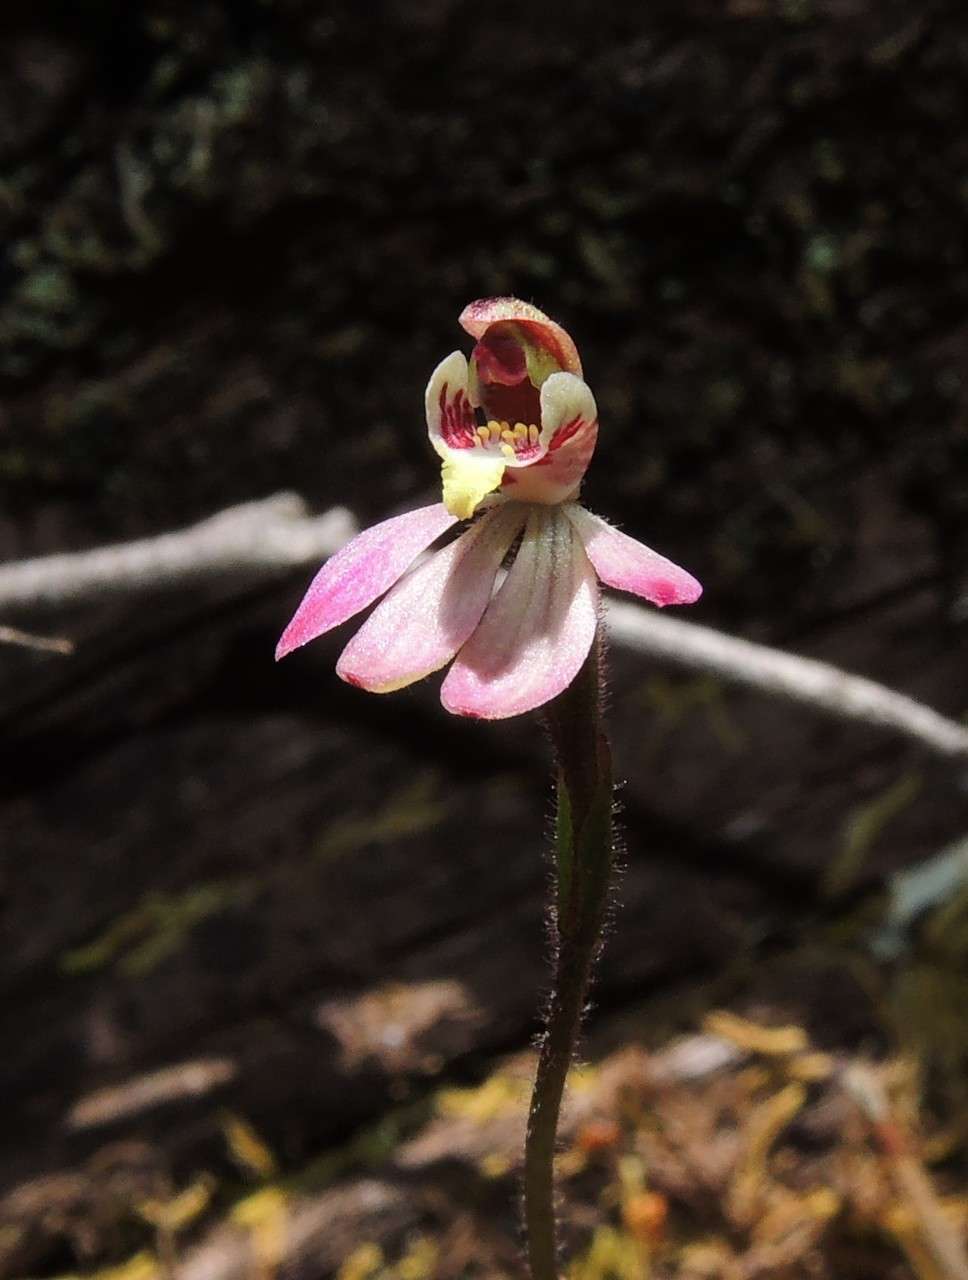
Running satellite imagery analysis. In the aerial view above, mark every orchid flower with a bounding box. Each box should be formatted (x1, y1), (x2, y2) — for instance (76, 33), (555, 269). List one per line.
(276, 298), (701, 718)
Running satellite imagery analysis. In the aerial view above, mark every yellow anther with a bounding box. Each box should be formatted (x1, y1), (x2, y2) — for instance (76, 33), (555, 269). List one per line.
(501, 428), (515, 443)
(476, 425), (491, 444)
(486, 420), (502, 442)
(528, 424), (540, 445)
(513, 422), (528, 440)
(500, 443), (515, 458)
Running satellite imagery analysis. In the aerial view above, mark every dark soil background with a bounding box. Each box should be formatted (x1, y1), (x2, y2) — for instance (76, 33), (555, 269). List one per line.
(1, 2), (967, 1277)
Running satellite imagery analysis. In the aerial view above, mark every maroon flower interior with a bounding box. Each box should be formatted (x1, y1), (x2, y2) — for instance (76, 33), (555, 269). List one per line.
(471, 320), (558, 427)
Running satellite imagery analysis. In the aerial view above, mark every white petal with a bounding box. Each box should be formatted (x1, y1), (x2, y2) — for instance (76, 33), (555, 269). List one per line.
(539, 371), (597, 450)
(503, 372), (599, 505)
(426, 350), (476, 456)
(441, 508), (598, 719)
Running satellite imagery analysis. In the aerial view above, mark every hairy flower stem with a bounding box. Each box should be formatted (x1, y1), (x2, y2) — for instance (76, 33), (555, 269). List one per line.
(524, 630), (614, 1280)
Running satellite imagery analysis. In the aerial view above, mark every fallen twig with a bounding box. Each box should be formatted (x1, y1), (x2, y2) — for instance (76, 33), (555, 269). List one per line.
(0, 494), (356, 611)
(606, 600), (968, 760)
(0, 625), (74, 654)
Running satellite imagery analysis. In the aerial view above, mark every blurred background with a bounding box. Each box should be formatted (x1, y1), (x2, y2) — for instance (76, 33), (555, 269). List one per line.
(1, 2), (967, 1277)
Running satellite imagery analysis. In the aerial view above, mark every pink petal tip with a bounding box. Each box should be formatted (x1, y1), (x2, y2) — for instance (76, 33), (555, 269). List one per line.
(275, 503), (458, 659)
(567, 506), (702, 609)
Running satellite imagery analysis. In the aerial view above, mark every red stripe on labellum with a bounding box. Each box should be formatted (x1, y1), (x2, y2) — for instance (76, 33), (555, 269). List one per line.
(438, 383), (476, 449)
(549, 415), (585, 450)
(513, 442), (543, 462)
(532, 416), (589, 467)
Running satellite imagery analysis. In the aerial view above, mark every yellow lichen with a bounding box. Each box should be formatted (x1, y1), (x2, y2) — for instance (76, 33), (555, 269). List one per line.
(567, 1226), (645, 1280)
(395, 1236), (439, 1280)
(436, 1072), (527, 1124)
(137, 1177), (213, 1232)
(231, 1187), (288, 1276)
(704, 1010), (809, 1057)
(336, 1243), (384, 1280)
(222, 1112), (279, 1181)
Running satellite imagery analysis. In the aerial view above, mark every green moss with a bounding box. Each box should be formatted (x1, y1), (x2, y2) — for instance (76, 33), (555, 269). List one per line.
(19, 264), (78, 313)
(313, 774), (449, 862)
(61, 880), (257, 977)
(638, 674), (747, 754)
(824, 773), (923, 899)
(214, 61), (272, 126)
(804, 233), (840, 275)
(704, 378), (746, 420)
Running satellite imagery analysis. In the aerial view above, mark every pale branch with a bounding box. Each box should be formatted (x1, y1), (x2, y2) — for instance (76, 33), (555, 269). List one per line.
(606, 600), (968, 759)
(0, 625), (74, 654)
(0, 494), (357, 611)
(2, 495), (966, 759)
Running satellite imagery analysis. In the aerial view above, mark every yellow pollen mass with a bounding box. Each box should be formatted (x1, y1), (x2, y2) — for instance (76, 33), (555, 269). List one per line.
(473, 420), (541, 459)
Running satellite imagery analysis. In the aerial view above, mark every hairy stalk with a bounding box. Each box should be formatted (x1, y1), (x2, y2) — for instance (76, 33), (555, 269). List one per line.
(524, 631), (614, 1279)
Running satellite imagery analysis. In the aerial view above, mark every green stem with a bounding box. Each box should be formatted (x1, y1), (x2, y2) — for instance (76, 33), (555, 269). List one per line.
(524, 631), (614, 1280)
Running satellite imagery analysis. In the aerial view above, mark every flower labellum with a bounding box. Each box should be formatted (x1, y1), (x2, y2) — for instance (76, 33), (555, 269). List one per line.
(277, 298), (702, 719)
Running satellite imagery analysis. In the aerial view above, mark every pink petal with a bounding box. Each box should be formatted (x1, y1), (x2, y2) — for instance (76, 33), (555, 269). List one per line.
(566, 505), (702, 607)
(336, 503), (527, 693)
(441, 507), (598, 720)
(276, 503), (458, 659)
